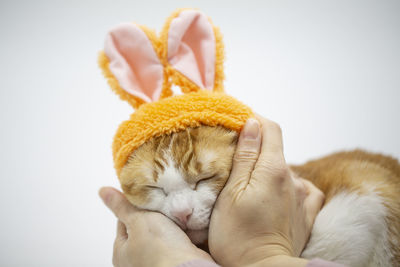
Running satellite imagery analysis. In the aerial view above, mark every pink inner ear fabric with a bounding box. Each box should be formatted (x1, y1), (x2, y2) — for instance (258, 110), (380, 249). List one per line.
(104, 23), (163, 103)
(167, 10), (216, 90)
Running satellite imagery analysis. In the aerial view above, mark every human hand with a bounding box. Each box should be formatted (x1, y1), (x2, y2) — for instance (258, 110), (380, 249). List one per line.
(208, 115), (325, 267)
(99, 187), (213, 267)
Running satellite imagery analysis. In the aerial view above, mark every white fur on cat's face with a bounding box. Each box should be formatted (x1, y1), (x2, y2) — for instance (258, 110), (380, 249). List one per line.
(119, 126), (238, 243)
(137, 155), (218, 243)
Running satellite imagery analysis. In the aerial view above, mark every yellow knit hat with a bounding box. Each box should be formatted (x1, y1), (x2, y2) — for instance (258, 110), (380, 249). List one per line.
(99, 9), (253, 176)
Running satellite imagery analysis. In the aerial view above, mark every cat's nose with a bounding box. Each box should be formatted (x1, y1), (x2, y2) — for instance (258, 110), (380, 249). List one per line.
(172, 208), (193, 226)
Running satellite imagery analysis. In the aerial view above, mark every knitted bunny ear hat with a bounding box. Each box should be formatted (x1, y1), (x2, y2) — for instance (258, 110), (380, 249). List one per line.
(99, 9), (253, 176)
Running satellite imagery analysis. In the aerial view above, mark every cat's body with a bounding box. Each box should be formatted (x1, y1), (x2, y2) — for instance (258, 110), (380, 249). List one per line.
(120, 126), (400, 266)
(292, 150), (400, 266)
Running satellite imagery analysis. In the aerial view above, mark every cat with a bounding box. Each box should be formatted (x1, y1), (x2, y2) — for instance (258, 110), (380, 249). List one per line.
(119, 125), (400, 267)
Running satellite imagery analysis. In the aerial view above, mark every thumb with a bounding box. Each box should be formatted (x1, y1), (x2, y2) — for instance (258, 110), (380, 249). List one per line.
(99, 186), (137, 224)
(224, 118), (262, 193)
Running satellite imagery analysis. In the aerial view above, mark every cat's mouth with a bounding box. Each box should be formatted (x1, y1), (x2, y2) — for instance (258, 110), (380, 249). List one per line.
(173, 215), (210, 231)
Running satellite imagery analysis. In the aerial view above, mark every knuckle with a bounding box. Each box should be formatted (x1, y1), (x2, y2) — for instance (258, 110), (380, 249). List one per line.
(259, 159), (287, 174)
(233, 149), (258, 162)
(304, 179), (325, 202)
(274, 166), (290, 182)
(295, 180), (307, 196)
(317, 189), (325, 202)
(254, 160), (289, 180)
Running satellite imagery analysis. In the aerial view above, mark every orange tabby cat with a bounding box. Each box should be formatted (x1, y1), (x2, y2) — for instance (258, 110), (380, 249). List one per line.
(119, 125), (400, 267)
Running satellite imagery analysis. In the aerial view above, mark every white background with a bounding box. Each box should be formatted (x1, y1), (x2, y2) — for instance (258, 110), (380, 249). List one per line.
(0, 0), (399, 266)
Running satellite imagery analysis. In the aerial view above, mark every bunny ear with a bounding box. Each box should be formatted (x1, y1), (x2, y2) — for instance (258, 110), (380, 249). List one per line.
(161, 9), (224, 93)
(99, 23), (171, 108)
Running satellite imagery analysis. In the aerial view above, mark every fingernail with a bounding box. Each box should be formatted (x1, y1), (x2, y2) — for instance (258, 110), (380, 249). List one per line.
(243, 118), (260, 140)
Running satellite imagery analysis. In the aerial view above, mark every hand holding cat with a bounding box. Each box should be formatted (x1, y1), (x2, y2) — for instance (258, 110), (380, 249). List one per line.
(208, 116), (325, 267)
(99, 115), (325, 267)
(99, 187), (213, 267)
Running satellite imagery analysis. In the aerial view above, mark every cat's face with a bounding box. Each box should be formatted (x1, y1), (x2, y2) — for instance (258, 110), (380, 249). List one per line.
(119, 126), (237, 243)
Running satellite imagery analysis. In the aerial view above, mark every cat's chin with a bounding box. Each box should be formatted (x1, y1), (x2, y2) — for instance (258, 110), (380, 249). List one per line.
(186, 228), (208, 244)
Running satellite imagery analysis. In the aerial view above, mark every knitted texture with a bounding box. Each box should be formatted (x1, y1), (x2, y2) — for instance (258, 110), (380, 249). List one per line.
(113, 90), (253, 175)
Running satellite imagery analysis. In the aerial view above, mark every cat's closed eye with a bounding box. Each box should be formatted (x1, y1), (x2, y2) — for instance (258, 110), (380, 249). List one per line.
(146, 185), (167, 196)
(194, 175), (216, 190)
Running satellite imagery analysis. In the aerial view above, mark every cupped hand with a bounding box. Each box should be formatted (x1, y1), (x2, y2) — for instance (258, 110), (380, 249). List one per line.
(208, 115), (325, 267)
(99, 187), (213, 267)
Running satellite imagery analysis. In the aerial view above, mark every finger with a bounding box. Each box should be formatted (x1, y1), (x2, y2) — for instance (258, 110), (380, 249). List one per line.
(254, 114), (285, 164)
(301, 179), (325, 224)
(252, 115), (288, 186)
(113, 220), (127, 264)
(99, 186), (137, 223)
(224, 118), (262, 192)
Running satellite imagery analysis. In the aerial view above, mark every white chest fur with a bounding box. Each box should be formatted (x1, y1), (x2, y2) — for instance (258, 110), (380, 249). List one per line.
(301, 190), (392, 266)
